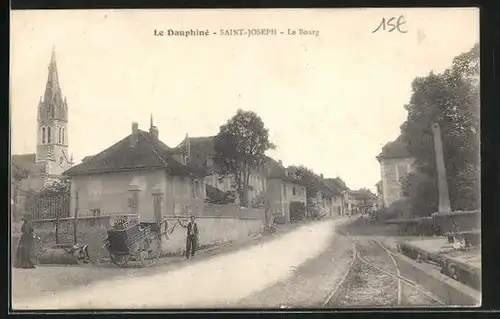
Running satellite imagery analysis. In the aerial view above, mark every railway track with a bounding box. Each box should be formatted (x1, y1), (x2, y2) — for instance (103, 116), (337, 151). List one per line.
(322, 237), (446, 307)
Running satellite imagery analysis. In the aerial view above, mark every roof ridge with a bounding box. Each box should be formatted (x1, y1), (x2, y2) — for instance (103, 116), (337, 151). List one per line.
(140, 132), (171, 168)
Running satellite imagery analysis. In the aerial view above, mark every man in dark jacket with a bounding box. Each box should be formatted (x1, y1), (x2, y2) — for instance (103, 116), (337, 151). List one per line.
(180, 215), (198, 259)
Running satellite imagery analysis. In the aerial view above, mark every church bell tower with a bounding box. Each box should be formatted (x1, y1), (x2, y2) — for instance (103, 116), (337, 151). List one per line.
(36, 47), (73, 176)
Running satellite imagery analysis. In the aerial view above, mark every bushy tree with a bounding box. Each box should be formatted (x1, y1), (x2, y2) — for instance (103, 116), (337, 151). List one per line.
(214, 109), (275, 207)
(41, 178), (71, 195)
(400, 43), (479, 214)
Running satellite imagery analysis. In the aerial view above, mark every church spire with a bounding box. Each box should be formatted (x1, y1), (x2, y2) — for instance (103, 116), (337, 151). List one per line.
(45, 46), (61, 102)
(51, 46), (56, 64)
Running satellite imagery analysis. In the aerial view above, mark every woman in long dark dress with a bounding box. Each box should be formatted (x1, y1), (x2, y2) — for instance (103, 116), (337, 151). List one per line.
(14, 215), (36, 269)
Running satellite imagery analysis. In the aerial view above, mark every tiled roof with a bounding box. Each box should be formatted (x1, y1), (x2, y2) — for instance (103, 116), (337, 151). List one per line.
(376, 135), (411, 161)
(332, 177), (349, 191)
(312, 177), (339, 198)
(81, 155), (94, 162)
(64, 130), (208, 177)
(266, 157), (307, 186)
(12, 154), (47, 177)
(351, 189), (376, 200)
(323, 178), (342, 196)
(265, 157), (286, 178)
(186, 136), (216, 167)
(182, 136), (270, 177)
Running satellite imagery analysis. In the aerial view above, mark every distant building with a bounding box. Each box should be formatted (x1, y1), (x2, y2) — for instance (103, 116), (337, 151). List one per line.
(350, 189), (377, 213)
(324, 178), (345, 216)
(266, 158), (307, 223)
(324, 177), (352, 216)
(12, 48), (74, 193)
(306, 174), (341, 218)
(64, 121), (208, 221)
(376, 136), (415, 208)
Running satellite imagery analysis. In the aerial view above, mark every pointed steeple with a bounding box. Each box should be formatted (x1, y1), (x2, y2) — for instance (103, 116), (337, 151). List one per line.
(45, 46), (62, 103)
(51, 46), (56, 64)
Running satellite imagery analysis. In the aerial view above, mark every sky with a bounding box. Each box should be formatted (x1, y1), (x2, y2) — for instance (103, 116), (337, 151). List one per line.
(10, 8), (479, 191)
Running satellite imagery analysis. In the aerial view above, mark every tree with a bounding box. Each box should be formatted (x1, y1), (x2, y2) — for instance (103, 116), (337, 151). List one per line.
(214, 109), (275, 207)
(41, 178), (71, 196)
(400, 43), (479, 215)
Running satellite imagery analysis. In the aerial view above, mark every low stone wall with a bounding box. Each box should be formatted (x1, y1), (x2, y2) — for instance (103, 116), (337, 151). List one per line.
(433, 211), (480, 234)
(202, 203), (265, 220)
(160, 216), (263, 256)
(23, 209), (264, 262)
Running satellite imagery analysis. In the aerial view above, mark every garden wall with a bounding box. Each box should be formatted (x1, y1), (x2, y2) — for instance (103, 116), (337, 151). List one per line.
(17, 204), (265, 262)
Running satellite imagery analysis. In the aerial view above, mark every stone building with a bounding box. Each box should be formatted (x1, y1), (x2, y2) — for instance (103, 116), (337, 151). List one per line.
(376, 136), (415, 208)
(174, 135), (267, 205)
(265, 158), (307, 223)
(64, 121), (208, 221)
(323, 178), (344, 216)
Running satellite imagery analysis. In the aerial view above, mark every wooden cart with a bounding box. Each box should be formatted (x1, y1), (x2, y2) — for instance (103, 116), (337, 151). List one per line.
(103, 221), (162, 268)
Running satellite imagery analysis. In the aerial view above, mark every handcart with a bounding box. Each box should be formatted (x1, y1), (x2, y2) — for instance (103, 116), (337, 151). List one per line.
(102, 218), (162, 268)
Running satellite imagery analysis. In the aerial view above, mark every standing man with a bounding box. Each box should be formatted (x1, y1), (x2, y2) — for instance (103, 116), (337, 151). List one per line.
(180, 215), (199, 259)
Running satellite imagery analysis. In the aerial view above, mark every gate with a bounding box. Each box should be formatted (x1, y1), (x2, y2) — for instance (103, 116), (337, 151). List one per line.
(25, 193), (70, 220)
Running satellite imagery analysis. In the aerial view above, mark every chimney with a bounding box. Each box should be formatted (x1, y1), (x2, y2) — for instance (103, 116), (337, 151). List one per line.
(320, 174), (324, 179)
(130, 122), (139, 147)
(150, 126), (159, 139)
(278, 160), (283, 167)
(149, 113), (159, 139)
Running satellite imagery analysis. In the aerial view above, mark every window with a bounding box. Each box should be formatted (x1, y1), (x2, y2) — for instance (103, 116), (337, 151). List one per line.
(47, 127), (52, 143)
(193, 180), (200, 198)
(58, 128), (62, 143)
(293, 187), (296, 196)
(62, 128), (65, 144)
(396, 163), (409, 182)
(42, 127), (46, 144)
(128, 193), (139, 213)
(283, 184), (287, 197)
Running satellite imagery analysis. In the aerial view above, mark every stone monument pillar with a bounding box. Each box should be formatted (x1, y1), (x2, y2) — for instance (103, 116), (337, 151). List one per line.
(431, 123), (452, 213)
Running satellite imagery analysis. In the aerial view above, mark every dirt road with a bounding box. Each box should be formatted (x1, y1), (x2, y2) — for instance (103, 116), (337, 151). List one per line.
(13, 219), (343, 310)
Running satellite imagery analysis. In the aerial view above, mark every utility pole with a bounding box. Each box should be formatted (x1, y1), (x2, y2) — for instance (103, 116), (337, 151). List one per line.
(73, 192), (79, 245)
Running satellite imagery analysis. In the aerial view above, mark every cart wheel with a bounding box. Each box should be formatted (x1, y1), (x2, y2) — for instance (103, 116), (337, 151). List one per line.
(111, 253), (130, 267)
(139, 233), (161, 268)
(75, 249), (86, 264)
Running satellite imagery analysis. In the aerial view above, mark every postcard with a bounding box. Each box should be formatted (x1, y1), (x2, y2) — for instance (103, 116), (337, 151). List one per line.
(10, 8), (480, 311)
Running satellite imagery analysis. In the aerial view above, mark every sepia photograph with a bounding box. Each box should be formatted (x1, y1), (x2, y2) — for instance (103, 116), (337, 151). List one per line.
(10, 8), (480, 310)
